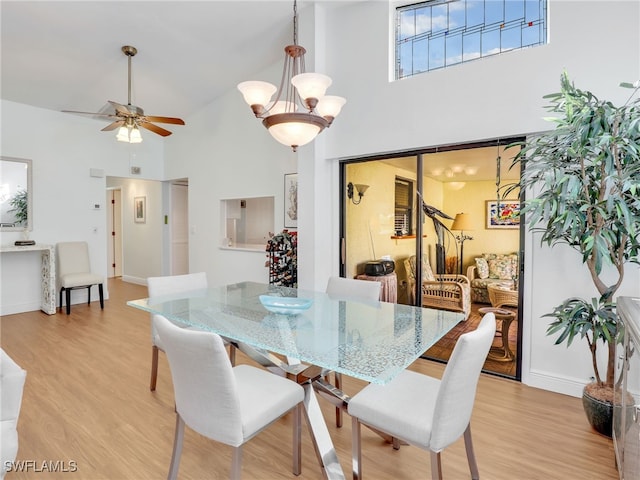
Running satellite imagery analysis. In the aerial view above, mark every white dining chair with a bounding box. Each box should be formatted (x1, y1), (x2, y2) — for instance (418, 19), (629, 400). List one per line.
(147, 272), (235, 392)
(56, 241), (105, 315)
(154, 314), (305, 480)
(325, 276), (381, 427)
(326, 276), (381, 303)
(348, 313), (496, 480)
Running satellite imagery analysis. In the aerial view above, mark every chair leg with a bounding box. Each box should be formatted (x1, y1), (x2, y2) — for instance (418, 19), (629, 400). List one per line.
(231, 446), (243, 480)
(335, 372), (343, 427)
(293, 403), (302, 475)
(430, 451), (443, 480)
(98, 283), (104, 309)
(87, 285), (91, 305)
(463, 424), (480, 480)
(229, 343), (236, 366)
(66, 289), (71, 315)
(167, 414), (185, 480)
(150, 345), (159, 391)
(59, 288), (64, 312)
(352, 416), (362, 480)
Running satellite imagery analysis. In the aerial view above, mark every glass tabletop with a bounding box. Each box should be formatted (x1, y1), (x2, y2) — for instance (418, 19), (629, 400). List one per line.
(128, 281), (464, 385)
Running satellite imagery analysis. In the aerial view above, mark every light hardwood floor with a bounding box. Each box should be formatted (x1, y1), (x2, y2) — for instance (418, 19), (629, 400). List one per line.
(1, 279), (618, 479)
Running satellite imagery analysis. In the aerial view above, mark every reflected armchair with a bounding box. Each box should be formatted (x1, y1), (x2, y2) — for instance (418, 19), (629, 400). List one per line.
(404, 255), (471, 319)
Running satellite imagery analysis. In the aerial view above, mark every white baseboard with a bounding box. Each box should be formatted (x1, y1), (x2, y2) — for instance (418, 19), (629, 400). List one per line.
(121, 275), (147, 286)
(0, 301), (42, 316)
(522, 369), (587, 398)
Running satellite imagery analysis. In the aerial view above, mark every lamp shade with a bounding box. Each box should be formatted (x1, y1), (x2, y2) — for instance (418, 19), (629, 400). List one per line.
(451, 213), (474, 231)
(316, 95), (346, 120)
(116, 126), (130, 142)
(129, 126), (142, 143)
(263, 113), (327, 149)
(237, 81), (277, 107)
(291, 73), (332, 102)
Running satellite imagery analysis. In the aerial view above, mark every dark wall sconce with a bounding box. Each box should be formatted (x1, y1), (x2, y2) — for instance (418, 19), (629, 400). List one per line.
(347, 182), (369, 205)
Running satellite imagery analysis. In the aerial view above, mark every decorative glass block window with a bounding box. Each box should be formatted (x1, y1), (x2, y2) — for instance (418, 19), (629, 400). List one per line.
(396, 0), (547, 79)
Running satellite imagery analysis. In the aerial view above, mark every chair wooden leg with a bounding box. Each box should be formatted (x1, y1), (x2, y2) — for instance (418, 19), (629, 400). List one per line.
(98, 283), (104, 309)
(352, 416), (362, 480)
(430, 451), (443, 480)
(231, 446), (242, 480)
(167, 414), (185, 480)
(66, 289), (71, 315)
(229, 343), (236, 366)
(335, 372), (343, 427)
(293, 403), (302, 475)
(464, 424), (480, 480)
(150, 345), (159, 391)
(59, 288), (64, 312)
(87, 285), (91, 305)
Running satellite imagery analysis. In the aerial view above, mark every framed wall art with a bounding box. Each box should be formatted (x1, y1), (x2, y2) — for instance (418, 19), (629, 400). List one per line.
(134, 196), (146, 224)
(284, 173), (298, 228)
(486, 199), (520, 229)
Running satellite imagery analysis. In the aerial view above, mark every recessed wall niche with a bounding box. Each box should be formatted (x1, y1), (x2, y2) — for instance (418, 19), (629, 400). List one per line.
(220, 196), (274, 250)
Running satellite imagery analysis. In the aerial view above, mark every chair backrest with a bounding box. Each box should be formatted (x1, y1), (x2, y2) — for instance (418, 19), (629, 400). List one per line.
(57, 242), (91, 277)
(429, 313), (496, 451)
(147, 273), (208, 343)
(147, 272), (208, 298)
(325, 276), (381, 302)
(153, 314), (244, 446)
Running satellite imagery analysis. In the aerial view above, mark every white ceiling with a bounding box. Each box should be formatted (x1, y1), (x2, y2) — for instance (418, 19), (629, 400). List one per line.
(0, 1), (310, 120)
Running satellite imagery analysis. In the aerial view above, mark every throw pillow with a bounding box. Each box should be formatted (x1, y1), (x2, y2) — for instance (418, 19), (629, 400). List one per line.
(487, 255), (516, 280)
(475, 258), (490, 279)
(422, 257), (436, 281)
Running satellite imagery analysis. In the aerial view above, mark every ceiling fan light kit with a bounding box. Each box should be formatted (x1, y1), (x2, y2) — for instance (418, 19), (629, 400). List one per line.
(62, 45), (185, 144)
(238, 0), (345, 151)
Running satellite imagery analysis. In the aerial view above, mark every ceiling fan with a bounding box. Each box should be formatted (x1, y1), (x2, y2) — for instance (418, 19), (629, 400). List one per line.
(63, 45), (185, 142)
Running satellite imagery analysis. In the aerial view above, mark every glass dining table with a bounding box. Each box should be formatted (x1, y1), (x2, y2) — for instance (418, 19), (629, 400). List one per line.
(128, 281), (464, 480)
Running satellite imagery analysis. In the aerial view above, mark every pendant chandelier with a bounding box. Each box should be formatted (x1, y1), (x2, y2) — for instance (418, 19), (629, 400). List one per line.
(237, 0), (346, 152)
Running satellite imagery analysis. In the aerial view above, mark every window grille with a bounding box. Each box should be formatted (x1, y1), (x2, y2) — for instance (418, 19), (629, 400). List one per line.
(396, 0), (548, 79)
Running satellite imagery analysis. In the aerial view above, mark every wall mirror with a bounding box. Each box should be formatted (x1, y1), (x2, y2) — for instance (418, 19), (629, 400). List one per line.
(0, 156), (33, 231)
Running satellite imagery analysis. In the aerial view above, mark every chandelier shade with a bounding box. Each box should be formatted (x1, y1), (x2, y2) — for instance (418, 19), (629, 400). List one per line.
(237, 0), (345, 151)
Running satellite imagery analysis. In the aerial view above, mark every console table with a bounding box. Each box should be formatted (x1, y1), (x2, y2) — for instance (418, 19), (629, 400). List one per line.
(0, 244), (56, 314)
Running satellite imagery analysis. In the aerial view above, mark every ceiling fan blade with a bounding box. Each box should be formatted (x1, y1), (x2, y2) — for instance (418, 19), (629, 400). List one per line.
(101, 120), (125, 131)
(62, 109), (116, 118)
(144, 115), (185, 125)
(139, 121), (172, 137)
(108, 100), (130, 116)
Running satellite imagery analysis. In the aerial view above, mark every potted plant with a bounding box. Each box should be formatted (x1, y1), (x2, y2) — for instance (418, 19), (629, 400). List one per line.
(510, 72), (640, 436)
(8, 188), (28, 226)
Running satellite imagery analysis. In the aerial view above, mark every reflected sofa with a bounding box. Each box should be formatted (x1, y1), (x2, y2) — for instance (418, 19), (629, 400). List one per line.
(466, 253), (518, 304)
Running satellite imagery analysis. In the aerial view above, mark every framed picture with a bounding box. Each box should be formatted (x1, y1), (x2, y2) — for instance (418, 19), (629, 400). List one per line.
(284, 173), (298, 228)
(134, 196), (146, 224)
(486, 200), (520, 229)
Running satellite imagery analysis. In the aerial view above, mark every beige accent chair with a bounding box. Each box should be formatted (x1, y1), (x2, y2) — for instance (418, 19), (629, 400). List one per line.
(348, 313), (496, 480)
(57, 241), (105, 315)
(154, 314), (304, 479)
(404, 255), (471, 319)
(1, 349), (27, 479)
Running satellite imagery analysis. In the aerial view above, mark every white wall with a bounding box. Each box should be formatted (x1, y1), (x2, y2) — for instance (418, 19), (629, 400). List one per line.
(0, 101), (164, 312)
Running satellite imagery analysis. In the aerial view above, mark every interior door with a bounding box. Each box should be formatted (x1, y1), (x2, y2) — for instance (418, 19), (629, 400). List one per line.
(170, 182), (189, 275)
